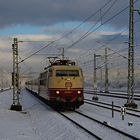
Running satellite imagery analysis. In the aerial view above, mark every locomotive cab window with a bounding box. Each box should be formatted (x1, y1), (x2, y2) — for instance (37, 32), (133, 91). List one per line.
(56, 70), (79, 77)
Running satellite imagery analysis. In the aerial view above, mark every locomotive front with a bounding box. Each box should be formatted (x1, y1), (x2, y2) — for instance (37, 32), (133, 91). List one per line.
(48, 60), (84, 110)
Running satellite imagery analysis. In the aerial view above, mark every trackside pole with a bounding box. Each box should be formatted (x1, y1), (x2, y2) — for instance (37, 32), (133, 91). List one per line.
(112, 101), (114, 118)
(10, 38), (22, 111)
(124, 0), (137, 108)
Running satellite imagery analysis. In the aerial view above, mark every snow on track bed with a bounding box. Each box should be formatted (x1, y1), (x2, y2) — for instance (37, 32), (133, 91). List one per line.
(84, 90), (140, 100)
(84, 92), (140, 109)
(78, 103), (140, 139)
(57, 111), (102, 140)
(0, 89), (94, 140)
(84, 99), (140, 117)
(59, 111), (139, 140)
(26, 88), (140, 140)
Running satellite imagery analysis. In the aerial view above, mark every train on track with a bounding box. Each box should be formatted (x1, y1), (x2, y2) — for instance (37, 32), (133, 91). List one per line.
(25, 59), (84, 110)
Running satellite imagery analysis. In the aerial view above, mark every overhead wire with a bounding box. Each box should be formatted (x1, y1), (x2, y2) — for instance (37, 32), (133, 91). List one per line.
(74, 23), (130, 60)
(76, 15), (140, 64)
(18, 0), (115, 63)
(54, 0), (120, 61)
(80, 47), (129, 71)
(19, 0), (139, 65)
(19, 41), (55, 64)
(65, 0), (139, 56)
(52, 0), (119, 59)
(53, 0), (115, 42)
(65, 0), (120, 50)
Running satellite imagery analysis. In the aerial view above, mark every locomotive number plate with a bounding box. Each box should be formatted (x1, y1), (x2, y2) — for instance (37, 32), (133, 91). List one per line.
(65, 82), (72, 88)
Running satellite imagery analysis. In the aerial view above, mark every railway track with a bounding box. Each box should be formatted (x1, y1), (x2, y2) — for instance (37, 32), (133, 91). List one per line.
(86, 98), (140, 112)
(57, 111), (102, 140)
(84, 90), (140, 100)
(0, 87), (12, 93)
(27, 89), (102, 139)
(58, 110), (140, 140)
(85, 99), (140, 118)
(108, 89), (140, 94)
(27, 89), (140, 139)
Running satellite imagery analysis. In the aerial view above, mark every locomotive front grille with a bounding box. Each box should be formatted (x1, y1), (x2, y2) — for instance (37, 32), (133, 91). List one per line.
(66, 97), (71, 102)
(65, 90), (72, 93)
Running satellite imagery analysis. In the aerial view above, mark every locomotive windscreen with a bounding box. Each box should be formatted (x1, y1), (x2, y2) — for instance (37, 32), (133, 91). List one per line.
(56, 70), (79, 77)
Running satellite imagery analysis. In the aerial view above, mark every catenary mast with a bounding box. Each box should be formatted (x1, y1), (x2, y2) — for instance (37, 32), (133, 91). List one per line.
(125, 0), (137, 108)
(10, 38), (22, 111)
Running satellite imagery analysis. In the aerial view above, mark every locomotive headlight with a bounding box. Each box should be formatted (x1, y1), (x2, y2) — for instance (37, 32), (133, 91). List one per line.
(56, 91), (60, 94)
(77, 91), (81, 94)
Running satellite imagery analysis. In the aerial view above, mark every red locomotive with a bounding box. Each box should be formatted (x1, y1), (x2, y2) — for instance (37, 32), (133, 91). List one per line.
(25, 59), (84, 110)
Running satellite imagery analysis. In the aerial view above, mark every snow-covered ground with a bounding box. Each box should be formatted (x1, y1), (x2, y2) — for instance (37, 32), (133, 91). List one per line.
(0, 89), (140, 140)
(0, 89), (93, 140)
(84, 92), (140, 109)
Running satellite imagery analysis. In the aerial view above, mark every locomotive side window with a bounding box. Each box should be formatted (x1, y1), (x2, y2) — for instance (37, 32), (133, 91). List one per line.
(40, 79), (46, 85)
(49, 69), (53, 77)
(56, 70), (79, 77)
(39, 71), (47, 85)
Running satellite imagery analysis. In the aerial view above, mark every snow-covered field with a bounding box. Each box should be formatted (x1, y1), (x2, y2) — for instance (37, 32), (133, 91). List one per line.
(0, 89), (140, 140)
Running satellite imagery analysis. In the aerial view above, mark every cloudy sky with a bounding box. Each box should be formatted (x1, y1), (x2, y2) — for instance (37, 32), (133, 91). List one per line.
(0, 0), (140, 77)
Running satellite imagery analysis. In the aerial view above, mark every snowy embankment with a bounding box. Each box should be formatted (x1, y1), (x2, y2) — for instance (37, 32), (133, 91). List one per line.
(0, 89), (93, 140)
(0, 89), (140, 140)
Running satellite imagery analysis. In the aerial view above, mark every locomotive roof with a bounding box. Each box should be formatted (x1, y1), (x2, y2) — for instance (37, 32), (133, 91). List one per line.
(44, 59), (78, 70)
(51, 59), (76, 66)
(51, 65), (81, 69)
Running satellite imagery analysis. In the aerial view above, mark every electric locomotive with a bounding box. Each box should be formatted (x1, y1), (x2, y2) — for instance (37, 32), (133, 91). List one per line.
(26, 59), (84, 110)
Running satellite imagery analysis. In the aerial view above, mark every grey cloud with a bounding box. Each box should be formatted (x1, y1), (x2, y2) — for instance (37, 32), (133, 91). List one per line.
(0, 0), (139, 28)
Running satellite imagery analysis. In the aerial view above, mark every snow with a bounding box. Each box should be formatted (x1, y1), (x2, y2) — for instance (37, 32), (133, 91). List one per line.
(79, 103), (140, 139)
(0, 89), (93, 140)
(0, 89), (140, 140)
(83, 94), (140, 139)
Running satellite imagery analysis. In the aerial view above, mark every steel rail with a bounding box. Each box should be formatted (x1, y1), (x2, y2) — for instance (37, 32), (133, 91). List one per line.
(58, 111), (102, 140)
(26, 88), (102, 140)
(75, 111), (140, 140)
(85, 99), (140, 117)
(84, 90), (140, 100)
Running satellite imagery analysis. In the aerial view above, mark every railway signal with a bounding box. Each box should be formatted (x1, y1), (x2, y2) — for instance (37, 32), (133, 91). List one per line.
(121, 106), (126, 120)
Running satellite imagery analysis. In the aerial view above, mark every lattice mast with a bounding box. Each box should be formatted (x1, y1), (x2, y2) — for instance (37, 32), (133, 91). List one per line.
(125, 0), (137, 108)
(10, 38), (22, 111)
